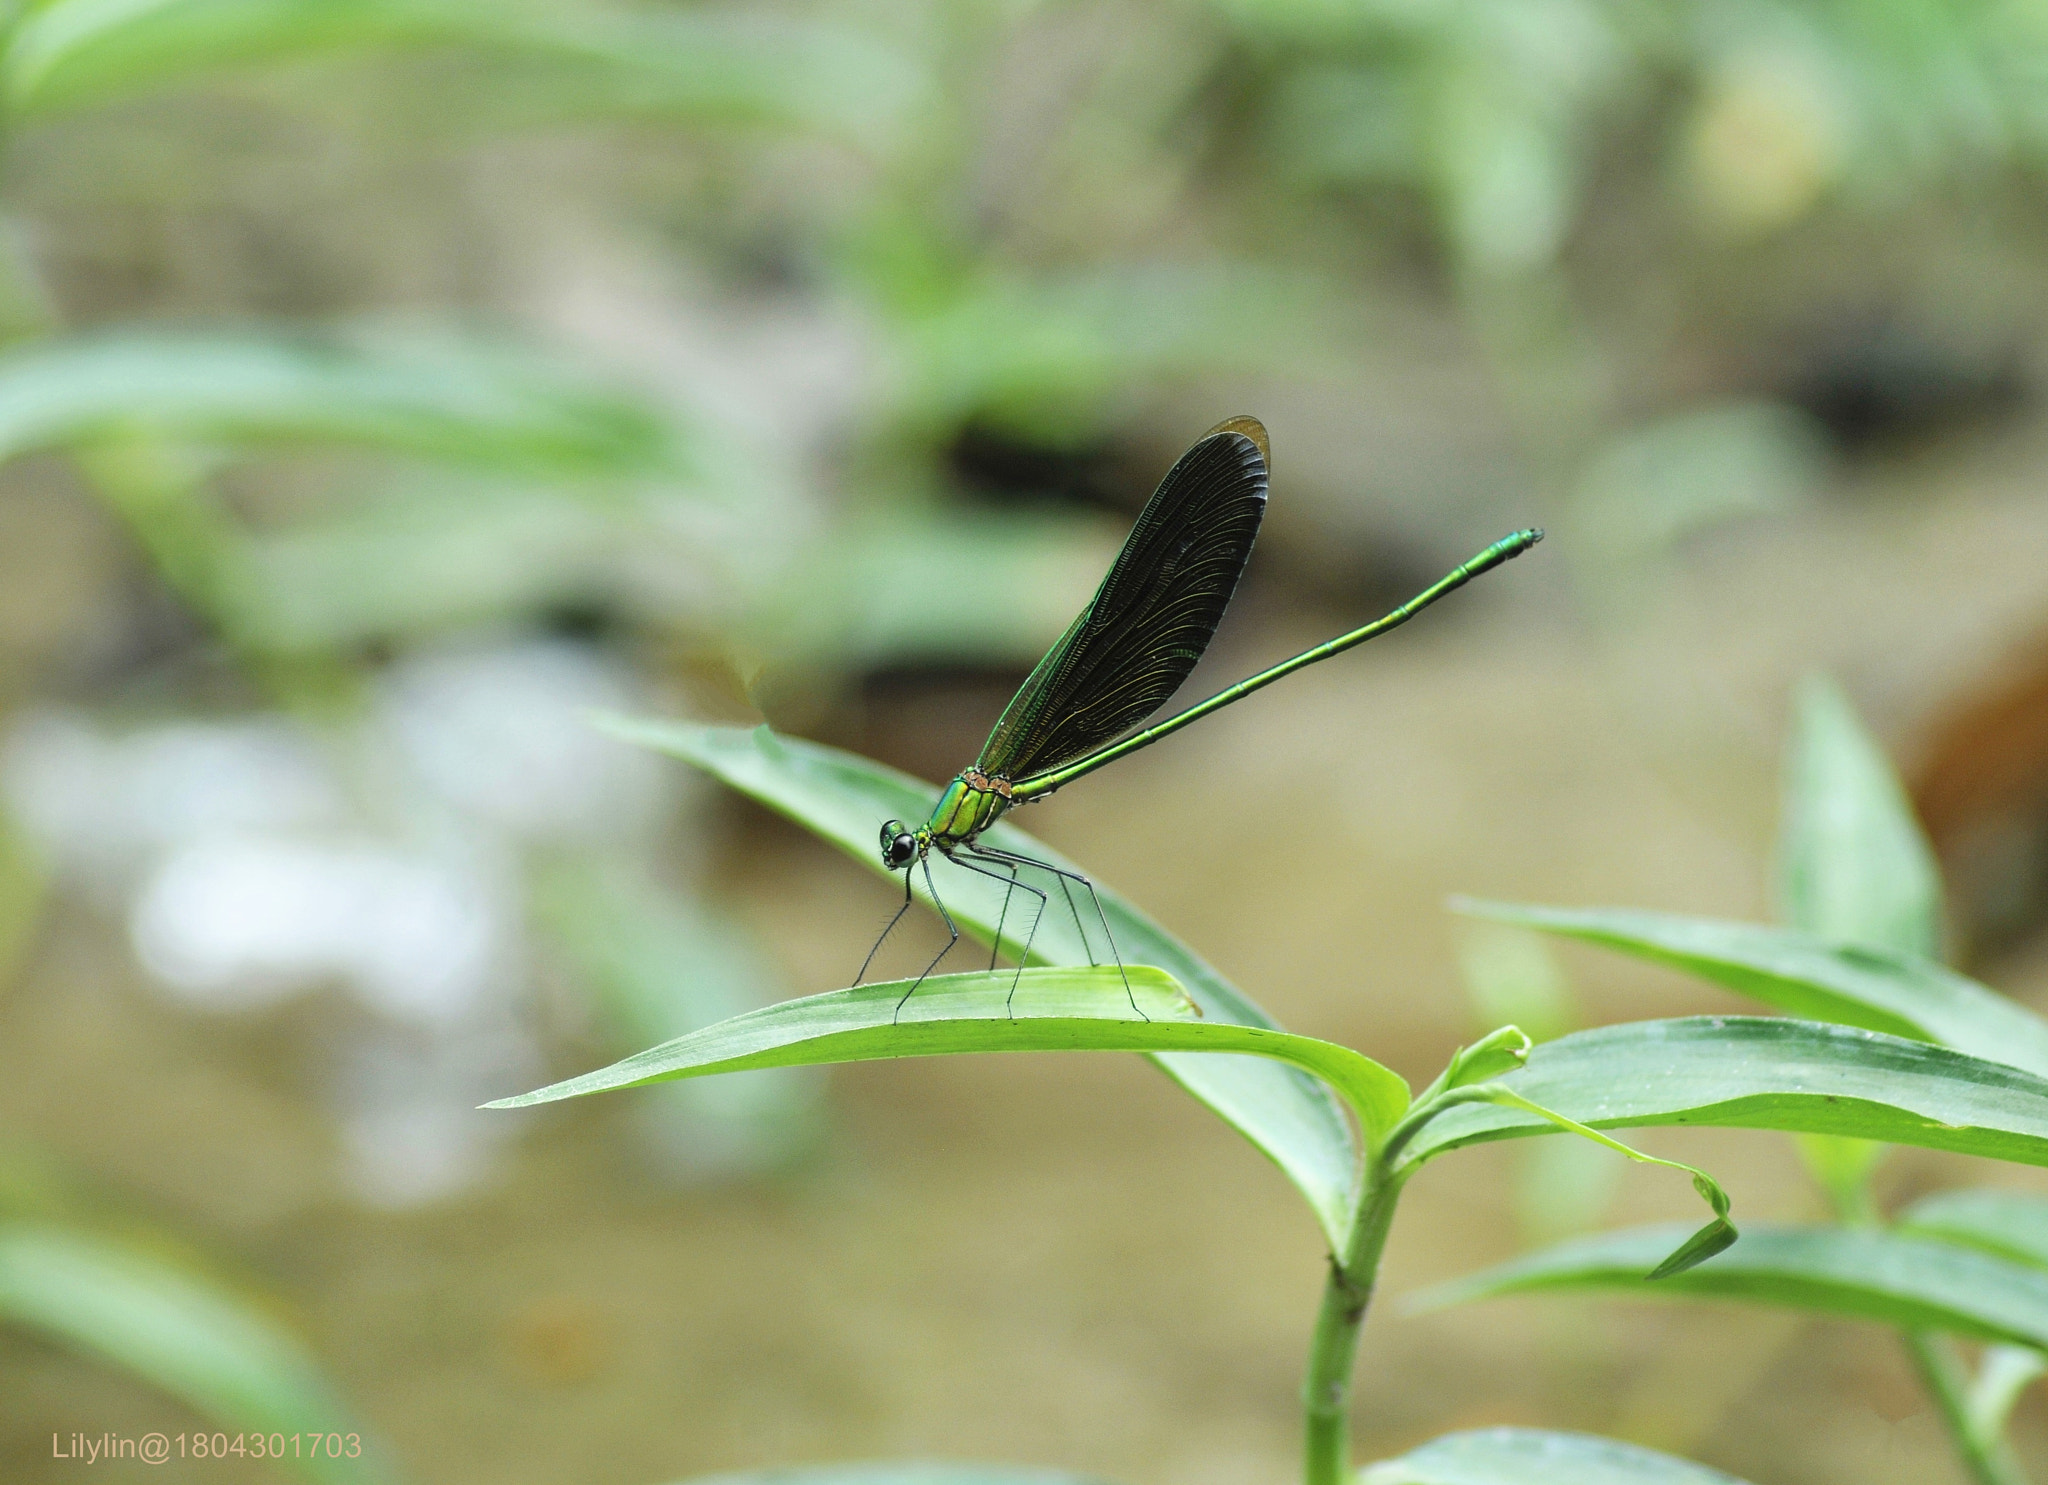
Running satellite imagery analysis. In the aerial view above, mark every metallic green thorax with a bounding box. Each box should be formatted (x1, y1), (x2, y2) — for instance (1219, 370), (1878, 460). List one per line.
(921, 770), (1012, 849)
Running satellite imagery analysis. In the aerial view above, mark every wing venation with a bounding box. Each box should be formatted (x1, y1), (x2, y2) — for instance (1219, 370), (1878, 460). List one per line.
(977, 418), (1269, 783)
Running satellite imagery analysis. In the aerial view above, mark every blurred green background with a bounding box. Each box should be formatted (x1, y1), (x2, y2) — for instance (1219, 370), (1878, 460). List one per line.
(3, 0), (2048, 1481)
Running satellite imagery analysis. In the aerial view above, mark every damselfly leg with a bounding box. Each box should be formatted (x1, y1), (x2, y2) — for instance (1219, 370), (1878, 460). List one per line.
(944, 847), (1052, 1016)
(855, 867), (916, 987)
(963, 840), (1142, 1020)
(891, 855), (962, 1020)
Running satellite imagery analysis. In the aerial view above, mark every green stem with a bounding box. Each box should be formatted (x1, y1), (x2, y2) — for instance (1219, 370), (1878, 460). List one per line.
(1904, 1332), (2033, 1485)
(1804, 1141), (2032, 1485)
(1302, 1157), (1408, 1485)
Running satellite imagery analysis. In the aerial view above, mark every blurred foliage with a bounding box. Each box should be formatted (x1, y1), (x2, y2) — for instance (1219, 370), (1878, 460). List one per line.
(1462, 679), (2048, 1481)
(2, 0), (2047, 1478)
(0, 1225), (390, 1484)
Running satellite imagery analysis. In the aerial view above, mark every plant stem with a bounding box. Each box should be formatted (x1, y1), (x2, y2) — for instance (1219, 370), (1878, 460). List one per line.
(1302, 1157), (1407, 1485)
(1807, 1143), (2032, 1485)
(1904, 1331), (2033, 1485)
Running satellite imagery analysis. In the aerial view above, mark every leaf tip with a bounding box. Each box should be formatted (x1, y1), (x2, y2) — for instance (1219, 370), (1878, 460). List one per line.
(1644, 1219), (1738, 1280)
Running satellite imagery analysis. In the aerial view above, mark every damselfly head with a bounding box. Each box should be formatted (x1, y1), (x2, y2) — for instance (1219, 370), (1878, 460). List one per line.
(880, 820), (919, 870)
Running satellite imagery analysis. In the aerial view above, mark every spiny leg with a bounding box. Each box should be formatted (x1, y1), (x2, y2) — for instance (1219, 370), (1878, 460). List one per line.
(958, 843), (1138, 1020)
(1054, 872), (1092, 964)
(894, 855), (961, 1022)
(856, 867), (916, 987)
(987, 860), (1021, 971)
(948, 847), (1048, 1017)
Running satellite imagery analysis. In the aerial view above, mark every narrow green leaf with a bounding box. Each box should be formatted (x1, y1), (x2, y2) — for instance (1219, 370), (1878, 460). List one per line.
(6, 0), (466, 112)
(1417, 1082), (1734, 1279)
(1792, 1132), (1885, 1220)
(0, 327), (675, 473)
(1899, 1189), (2048, 1271)
(1644, 1208), (1740, 1281)
(1413, 1223), (2048, 1352)
(594, 720), (1372, 1248)
(892, 264), (1334, 443)
(1779, 674), (1944, 958)
(1397, 1016), (2048, 1171)
(673, 1468), (1113, 1485)
(1775, 677), (1942, 1209)
(1454, 901), (2048, 1079)
(236, 484), (629, 652)
(438, 11), (930, 154)
(1967, 1344), (2048, 1441)
(1457, 923), (1578, 1043)
(1360, 1427), (1756, 1484)
(4, 0), (929, 153)
(0, 1226), (387, 1484)
(1441, 1026), (1532, 1090)
(488, 967), (1412, 1160)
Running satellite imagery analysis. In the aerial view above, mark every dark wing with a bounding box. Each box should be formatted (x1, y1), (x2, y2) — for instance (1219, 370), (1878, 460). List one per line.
(977, 416), (1269, 784)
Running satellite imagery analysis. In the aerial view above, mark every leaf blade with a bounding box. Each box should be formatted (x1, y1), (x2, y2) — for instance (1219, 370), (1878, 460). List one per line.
(672, 1468), (1115, 1485)
(1414, 1222), (2048, 1351)
(1360, 1428), (1757, 1485)
(597, 721), (1376, 1247)
(488, 966), (1410, 1160)
(1397, 1016), (2048, 1171)
(1455, 901), (2048, 1079)
(4, 0), (930, 153)
(1899, 1189), (2048, 1272)
(0, 327), (675, 473)
(1779, 674), (1944, 958)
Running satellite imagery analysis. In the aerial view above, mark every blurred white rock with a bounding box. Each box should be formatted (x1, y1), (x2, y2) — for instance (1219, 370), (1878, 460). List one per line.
(129, 834), (505, 1023)
(377, 638), (673, 844)
(0, 636), (710, 1204)
(334, 1016), (542, 1210)
(2, 712), (345, 902)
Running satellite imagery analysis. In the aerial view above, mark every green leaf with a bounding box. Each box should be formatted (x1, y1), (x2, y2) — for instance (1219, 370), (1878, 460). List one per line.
(594, 721), (1373, 1249)
(488, 967), (1412, 1170)
(4, 0), (475, 113)
(434, 11), (930, 154)
(748, 509), (1113, 680)
(1396, 1016), (2048, 1171)
(673, 1468), (1114, 1485)
(889, 264), (1334, 443)
(1457, 922), (1578, 1043)
(1417, 1081), (1734, 1279)
(1792, 1131), (1885, 1219)
(1453, 901), (2048, 1079)
(3, 0), (930, 152)
(1779, 674), (1944, 958)
(1413, 1222), (2048, 1352)
(1775, 676), (1946, 1213)
(1440, 1026), (1532, 1090)
(0, 1226), (387, 1483)
(235, 483), (632, 652)
(1967, 1344), (2048, 1441)
(0, 327), (675, 473)
(1899, 1188), (2048, 1271)
(1360, 1427), (1757, 1484)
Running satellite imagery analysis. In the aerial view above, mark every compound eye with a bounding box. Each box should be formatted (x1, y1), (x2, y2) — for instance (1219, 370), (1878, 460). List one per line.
(879, 820), (916, 869)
